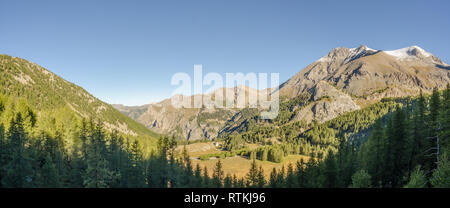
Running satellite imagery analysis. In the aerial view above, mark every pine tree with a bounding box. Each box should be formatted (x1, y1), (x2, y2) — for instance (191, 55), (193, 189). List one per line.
(212, 160), (224, 188)
(15, 99), (36, 133)
(324, 150), (337, 188)
(365, 119), (384, 186)
(440, 84), (449, 153)
(0, 124), (6, 185)
(351, 170), (372, 188)
(285, 163), (296, 187)
(261, 148), (268, 161)
(148, 136), (175, 188)
(429, 88), (441, 130)
(295, 159), (305, 187)
(256, 166), (265, 188)
(250, 151), (256, 160)
(168, 153), (180, 188)
(180, 146), (193, 187)
(408, 91), (427, 178)
(391, 107), (408, 187)
(277, 165), (286, 188)
(269, 168), (278, 188)
(426, 88), (441, 173)
(381, 114), (395, 187)
(82, 123), (114, 188)
(202, 166), (210, 188)
(107, 131), (123, 188)
(246, 160), (259, 188)
(40, 154), (61, 188)
(404, 166), (427, 188)
(224, 174), (233, 188)
(67, 148), (84, 187)
(1, 113), (33, 187)
(193, 163), (203, 188)
(430, 153), (450, 188)
(381, 108), (409, 187)
(127, 140), (145, 187)
(232, 174), (240, 188)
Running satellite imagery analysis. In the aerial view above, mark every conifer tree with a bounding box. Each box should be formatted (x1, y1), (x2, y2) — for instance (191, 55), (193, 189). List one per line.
(408, 91), (427, 177)
(256, 166), (265, 188)
(231, 174), (241, 188)
(2, 113), (33, 188)
(0, 124), (6, 185)
(426, 88), (442, 173)
(404, 166), (427, 188)
(269, 167), (278, 188)
(246, 160), (259, 188)
(202, 167), (211, 188)
(224, 174), (233, 188)
(351, 169), (372, 188)
(295, 159), (305, 187)
(324, 150), (337, 188)
(392, 108), (408, 186)
(40, 154), (61, 188)
(277, 165), (286, 188)
(82, 122), (114, 188)
(168, 153), (180, 188)
(441, 84), (449, 152)
(212, 160), (224, 188)
(181, 146), (193, 187)
(431, 153), (450, 188)
(193, 163), (203, 188)
(365, 119), (384, 186)
(128, 140), (145, 187)
(285, 163), (296, 188)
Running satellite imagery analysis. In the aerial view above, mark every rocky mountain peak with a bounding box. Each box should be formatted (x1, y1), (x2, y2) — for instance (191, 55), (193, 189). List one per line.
(114, 45), (450, 141)
(318, 45), (378, 64)
(382, 46), (447, 65)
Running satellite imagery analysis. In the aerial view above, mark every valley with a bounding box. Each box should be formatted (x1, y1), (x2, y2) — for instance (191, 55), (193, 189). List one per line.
(0, 45), (448, 188)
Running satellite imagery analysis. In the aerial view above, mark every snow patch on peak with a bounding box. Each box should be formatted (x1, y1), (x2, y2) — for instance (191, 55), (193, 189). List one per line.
(317, 56), (331, 62)
(350, 45), (377, 53)
(384, 46), (432, 60)
(317, 45), (377, 63)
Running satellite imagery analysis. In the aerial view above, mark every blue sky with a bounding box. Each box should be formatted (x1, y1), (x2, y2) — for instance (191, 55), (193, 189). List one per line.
(1, 0), (449, 106)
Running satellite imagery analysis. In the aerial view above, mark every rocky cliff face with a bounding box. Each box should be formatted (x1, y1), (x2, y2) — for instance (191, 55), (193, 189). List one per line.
(280, 45), (449, 99)
(292, 81), (360, 123)
(114, 45), (450, 140)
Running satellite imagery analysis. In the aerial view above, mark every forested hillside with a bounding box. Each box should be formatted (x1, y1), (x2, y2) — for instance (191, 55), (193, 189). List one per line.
(219, 95), (403, 163)
(0, 55), (157, 137)
(266, 87), (449, 188)
(0, 86), (448, 187)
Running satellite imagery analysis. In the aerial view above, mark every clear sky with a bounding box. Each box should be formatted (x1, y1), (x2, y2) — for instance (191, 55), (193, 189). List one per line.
(1, 0), (449, 106)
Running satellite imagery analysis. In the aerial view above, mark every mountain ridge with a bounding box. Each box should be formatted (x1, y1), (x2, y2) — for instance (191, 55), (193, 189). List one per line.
(114, 45), (450, 140)
(0, 54), (158, 138)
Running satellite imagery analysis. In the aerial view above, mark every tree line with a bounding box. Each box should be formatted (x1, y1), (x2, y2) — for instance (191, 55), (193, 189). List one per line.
(0, 85), (448, 188)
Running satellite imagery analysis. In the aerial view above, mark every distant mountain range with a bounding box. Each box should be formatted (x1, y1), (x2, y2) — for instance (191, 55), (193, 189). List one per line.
(113, 45), (450, 140)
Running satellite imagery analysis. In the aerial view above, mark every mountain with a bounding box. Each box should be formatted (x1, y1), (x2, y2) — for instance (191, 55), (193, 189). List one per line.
(280, 45), (449, 99)
(113, 85), (267, 140)
(114, 45), (450, 140)
(0, 54), (157, 137)
(279, 45), (449, 123)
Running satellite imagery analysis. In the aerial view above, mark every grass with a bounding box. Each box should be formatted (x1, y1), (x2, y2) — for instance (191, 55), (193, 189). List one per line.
(176, 142), (310, 178)
(192, 154), (310, 178)
(175, 142), (221, 157)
